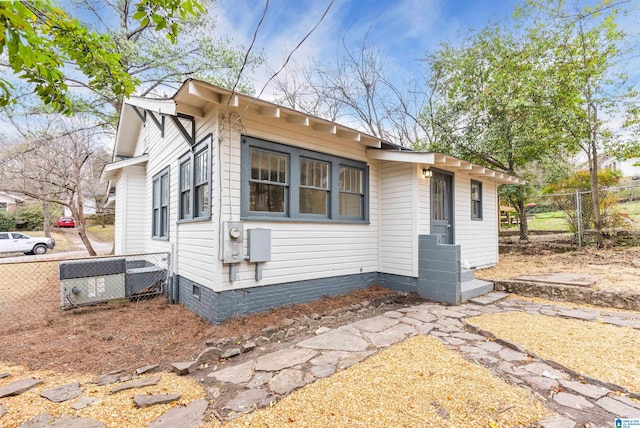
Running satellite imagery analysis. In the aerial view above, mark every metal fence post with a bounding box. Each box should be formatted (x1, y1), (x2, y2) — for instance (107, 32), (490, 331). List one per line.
(575, 190), (582, 247)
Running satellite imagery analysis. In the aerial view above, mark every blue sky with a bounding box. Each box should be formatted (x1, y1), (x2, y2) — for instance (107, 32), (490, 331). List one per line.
(210, 0), (522, 95)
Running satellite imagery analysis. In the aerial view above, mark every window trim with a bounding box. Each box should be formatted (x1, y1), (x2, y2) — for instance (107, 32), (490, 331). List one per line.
(471, 179), (483, 220)
(152, 167), (170, 240)
(178, 134), (212, 223)
(241, 136), (369, 223)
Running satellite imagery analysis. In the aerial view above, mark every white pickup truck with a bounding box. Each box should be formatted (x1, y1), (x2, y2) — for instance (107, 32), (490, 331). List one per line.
(0, 232), (55, 255)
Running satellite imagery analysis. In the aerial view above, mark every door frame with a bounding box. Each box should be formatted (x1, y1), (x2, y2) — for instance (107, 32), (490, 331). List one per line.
(429, 168), (455, 244)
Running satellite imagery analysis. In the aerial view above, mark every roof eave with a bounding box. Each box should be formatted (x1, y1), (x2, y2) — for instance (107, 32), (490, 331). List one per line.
(366, 149), (525, 185)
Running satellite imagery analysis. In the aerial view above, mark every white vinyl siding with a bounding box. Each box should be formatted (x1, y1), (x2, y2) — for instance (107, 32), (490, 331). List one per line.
(115, 108), (220, 290)
(114, 165), (146, 254)
(216, 113), (379, 291)
(417, 169), (431, 234)
(113, 92), (503, 295)
(177, 114), (219, 289)
(378, 161), (417, 277)
(454, 174), (498, 268)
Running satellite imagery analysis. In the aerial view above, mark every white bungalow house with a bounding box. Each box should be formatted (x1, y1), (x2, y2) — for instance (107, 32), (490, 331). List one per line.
(102, 79), (523, 323)
(0, 192), (25, 213)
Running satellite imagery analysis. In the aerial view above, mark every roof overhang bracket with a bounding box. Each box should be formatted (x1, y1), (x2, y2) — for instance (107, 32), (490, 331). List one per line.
(131, 106), (165, 138)
(170, 113), (196, 146)
(132, 106), (147, 123)
(147, 112), (166, 138)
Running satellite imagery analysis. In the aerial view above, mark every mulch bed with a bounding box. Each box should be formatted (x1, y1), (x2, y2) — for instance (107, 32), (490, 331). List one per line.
(0, 285), (405, 375)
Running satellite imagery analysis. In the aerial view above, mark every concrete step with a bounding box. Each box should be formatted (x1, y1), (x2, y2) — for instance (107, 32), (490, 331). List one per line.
(461, 278), (494, 302)
(461, 268), (475, 283)
(468, 291), (510, 306)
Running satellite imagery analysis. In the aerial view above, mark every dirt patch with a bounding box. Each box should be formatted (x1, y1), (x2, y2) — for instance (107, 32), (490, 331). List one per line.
(224, 335), (553, 428)
(0, 286), (403, 375)
(468, 312), (640, 393)
(479, 243), (640, 294)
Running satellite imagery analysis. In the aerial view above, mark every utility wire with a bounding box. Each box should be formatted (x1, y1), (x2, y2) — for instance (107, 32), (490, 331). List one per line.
(222, 0), (270, 118)
(235, 0), (335, 124)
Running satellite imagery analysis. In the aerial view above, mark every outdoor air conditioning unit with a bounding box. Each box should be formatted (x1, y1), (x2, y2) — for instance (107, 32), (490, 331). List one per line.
(60, 258), (126, 307)
(125, 259), (167, 296)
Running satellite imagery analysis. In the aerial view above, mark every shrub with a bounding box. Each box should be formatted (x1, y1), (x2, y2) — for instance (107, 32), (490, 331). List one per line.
(0, 211), (15, 231)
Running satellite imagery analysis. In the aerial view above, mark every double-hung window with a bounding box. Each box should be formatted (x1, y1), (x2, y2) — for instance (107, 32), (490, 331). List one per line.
(339, 166), (364, 218)
(300, 158), (329, 215)
(471, 180), (482, 220)
(249, 148), (288, 214)
(152, 168), (170, 239)
(179, 135), (211, 221)
(242, 136), (368, 223)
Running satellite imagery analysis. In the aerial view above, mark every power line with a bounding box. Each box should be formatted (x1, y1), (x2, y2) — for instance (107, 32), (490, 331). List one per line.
(234, 0), (336, 124)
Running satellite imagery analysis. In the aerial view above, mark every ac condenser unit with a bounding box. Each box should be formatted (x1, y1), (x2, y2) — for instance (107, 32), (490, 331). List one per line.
(59, 258), (126, 308)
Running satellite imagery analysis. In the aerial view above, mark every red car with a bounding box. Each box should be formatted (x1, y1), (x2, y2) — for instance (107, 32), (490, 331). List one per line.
(56, 217), (75, 228)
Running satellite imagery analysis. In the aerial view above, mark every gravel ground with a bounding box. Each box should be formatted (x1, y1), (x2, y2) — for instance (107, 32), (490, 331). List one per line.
(0, 336), (554, 428)
(0, 364), (205, 428)
(467, 311), (640, 393)
(221, 335), (553, 428)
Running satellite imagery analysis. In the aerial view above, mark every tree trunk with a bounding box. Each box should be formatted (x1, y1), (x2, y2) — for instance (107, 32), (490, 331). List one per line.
(77, 225), (97, 256)
(588, 104), (603, 248)
(516, 197), (529, 241)
(72, 166), (97, 256)
(70, 205), (97, 257)
(42, 199), (51, 238)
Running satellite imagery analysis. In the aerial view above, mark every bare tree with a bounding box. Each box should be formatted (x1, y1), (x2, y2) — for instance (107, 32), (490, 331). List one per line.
(270, 35), (427, 147)
(0, 119), (107, 256)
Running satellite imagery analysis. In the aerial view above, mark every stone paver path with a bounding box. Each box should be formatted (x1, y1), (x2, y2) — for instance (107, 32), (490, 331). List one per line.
(2, 293), (640, 427)
(206, 295), (640, 426)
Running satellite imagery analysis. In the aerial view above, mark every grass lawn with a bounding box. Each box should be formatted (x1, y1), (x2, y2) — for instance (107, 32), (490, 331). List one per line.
(86, 224), (114, 242)
(527, 210), (571, 231)
(27, 230), (77, 252)
(506, 199), (640, 231)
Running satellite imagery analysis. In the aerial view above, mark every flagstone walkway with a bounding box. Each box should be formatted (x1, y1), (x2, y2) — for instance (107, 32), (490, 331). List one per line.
(2, 293), (640, 427)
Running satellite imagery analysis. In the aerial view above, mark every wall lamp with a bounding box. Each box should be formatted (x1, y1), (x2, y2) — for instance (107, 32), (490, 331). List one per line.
(422, 168), (432, 179)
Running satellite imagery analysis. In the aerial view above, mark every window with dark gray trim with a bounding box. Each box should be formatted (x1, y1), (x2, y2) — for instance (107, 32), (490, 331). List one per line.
(179, 135), (211, 221)
(152, 168), (170, 239)
(471, 180), (482, 220)
(241, 136), (369, 222)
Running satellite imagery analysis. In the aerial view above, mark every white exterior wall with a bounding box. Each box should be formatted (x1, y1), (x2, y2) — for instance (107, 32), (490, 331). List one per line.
(113, 95), (504, 294)
(123, 108), (221, 289)
(114, 174), (124, 254)
(417, 170), (431, 235)
(114, 165), (146, 254)
(214, 112), (380, 292)
(378, 161), (418, 277)
(0, 194), (18, 212)
(174, 111), (220, 290)
(453, 173), (499, 269)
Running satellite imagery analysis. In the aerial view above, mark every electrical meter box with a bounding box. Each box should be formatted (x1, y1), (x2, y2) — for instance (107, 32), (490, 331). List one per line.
(248, 228), (271, 262)
(223, 221), (244, 263)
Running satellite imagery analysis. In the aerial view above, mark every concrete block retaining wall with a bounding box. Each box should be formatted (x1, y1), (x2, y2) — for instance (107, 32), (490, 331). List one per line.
(417, 235), (461, 305)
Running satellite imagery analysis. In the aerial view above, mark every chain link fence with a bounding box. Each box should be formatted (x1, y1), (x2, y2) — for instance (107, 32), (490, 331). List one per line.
(501, 184), (640, 246)
(0, 252), (170, 335)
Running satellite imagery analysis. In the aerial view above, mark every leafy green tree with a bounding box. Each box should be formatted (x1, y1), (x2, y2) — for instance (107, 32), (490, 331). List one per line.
(421, 23), (577, 240)
(61, 0), (260, 128)
(0, 0), (203, 115)
(518, 0), (637, 247)
(542, 169), (622, 236)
